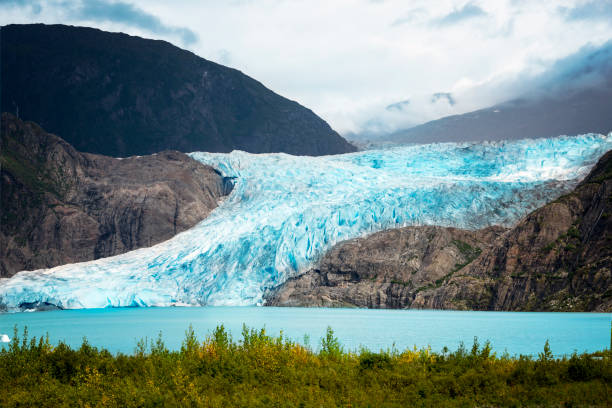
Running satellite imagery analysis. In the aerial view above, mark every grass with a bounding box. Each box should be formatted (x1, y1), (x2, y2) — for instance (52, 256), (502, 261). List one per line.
(0, 325), (610, 407)
(390, 279), (410, 286)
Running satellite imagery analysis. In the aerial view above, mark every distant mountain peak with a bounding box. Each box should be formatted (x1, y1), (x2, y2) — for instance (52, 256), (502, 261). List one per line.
(1, 23), (355, 156)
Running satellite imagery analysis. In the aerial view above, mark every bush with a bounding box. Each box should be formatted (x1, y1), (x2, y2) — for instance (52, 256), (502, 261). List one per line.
(319, 326), (343, 359)
(0, 324), (610, 407)
(358, 350), (392, 370)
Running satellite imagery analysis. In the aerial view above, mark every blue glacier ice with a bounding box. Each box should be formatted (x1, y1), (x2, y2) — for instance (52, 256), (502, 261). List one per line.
(1, 134), (611, 310)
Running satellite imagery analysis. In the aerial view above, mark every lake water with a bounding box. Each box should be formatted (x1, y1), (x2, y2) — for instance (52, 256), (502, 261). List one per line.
(0, 307), (610, 356)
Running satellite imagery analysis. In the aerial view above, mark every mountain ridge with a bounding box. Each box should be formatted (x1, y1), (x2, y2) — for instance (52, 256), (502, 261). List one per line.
(383, 85), (612, 144)
(1, 24), (356, 157)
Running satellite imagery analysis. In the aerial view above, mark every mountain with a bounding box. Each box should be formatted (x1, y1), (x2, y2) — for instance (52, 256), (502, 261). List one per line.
(385, 85), (612, 144)
(0, 24), (355, 157)
(0, 113), (232, 277)
(266, 149), (612, 312)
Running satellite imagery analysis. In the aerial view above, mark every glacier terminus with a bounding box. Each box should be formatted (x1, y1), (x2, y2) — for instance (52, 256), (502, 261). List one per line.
(1, 134), (611, 311)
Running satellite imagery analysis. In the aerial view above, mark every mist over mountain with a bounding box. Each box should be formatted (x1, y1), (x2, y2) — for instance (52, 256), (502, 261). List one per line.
(1, 24), (355, 157)
(385, 88), (612, 144)
(350, 40), (612, 145)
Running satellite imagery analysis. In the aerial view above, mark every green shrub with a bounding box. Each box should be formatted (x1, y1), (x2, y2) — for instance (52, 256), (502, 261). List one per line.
(319, 326), (343, 359)
(358, 350), (392, 370)
(0, 324), (610, 407)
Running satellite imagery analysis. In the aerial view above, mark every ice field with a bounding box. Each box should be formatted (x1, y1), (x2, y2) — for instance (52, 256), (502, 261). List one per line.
(1, 133), (611, 310)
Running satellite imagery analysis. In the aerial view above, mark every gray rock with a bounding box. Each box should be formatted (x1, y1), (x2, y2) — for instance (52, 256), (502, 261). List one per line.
(0, 113), (231, 277)
(265, 226), (505, 308)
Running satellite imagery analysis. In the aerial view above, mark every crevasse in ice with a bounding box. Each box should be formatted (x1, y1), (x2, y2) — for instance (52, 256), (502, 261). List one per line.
(1, 134), (611, 310)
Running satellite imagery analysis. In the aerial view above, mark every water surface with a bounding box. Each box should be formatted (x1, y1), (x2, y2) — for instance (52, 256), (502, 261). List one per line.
(1, 307), (609, 356)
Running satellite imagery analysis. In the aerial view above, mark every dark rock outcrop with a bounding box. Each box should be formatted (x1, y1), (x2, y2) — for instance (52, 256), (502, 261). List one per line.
(266, 151), (612, 311)
(0, 113), (231, 277)
(415, 150), (612, 312)
(265, 226), (506, 308)
(1, 24), (355, 157)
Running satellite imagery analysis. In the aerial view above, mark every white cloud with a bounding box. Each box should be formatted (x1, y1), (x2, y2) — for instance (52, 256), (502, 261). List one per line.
(2, 0), (612, 135)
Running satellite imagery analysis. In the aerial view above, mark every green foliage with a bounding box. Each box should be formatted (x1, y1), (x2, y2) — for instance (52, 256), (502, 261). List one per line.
(567, 226), (580, 239)
(390, 279), (410, 286)
(0, 325), (610, 407)
(181, 324), (198, 356)
(319, 326), (343, 359)
(452, 239), (482, 261)
(358, 350), (392, 370)
(567, 352), (599, 382)
(565, 243), (577, 251)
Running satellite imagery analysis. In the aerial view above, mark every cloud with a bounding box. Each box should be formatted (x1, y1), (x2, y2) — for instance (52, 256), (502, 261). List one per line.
(431, 92), (456, 106)
(215, 49), (232, 65)
(433, 2), (487, 26)
(2, 0), (612, 137)
(1, 0), (197, 45)
(391, 8), (427, 27)
(0, 0), (41, 13)
(350, 38), (612, 139)
(385, 99), (410, 111)
(437, 39), (612, 115)
(68, 0), (197, 45)
(0, 0), (29, 5)
(559, 1), (612, 23)
(528, 39), (612, 97)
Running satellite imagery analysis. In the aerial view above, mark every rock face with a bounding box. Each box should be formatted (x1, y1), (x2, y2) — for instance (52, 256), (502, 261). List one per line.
(0, 113), (232, 277)
(1, 24), (355, 157)
(266, 151), (612, 311)
(416, 150), (612, 312)
(265, 226), (506, 308)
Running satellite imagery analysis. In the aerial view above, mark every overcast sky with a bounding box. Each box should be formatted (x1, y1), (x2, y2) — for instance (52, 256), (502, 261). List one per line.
(2, 0), (612, 136)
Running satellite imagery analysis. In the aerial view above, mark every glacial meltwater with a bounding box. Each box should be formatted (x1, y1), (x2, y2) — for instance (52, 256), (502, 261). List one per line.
(0, 307), (610, 356)
(1, 133), (612, 310)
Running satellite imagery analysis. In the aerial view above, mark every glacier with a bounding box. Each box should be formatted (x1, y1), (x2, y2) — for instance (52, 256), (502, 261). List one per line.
(1, 134), (611, 310)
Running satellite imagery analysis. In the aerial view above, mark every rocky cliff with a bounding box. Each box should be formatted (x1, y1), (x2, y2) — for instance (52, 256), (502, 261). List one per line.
(265, 226), (506, 308)
(266, 151), (612, 311)
(0, 113), (232, 277)
(1, 24), (355, 157)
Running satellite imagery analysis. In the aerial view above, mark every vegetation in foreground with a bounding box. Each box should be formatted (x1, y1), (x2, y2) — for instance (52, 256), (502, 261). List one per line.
(0, 326), (610, 407)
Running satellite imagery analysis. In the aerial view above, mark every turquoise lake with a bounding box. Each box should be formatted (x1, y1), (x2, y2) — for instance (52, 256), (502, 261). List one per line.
(0, 307), (610, 356)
